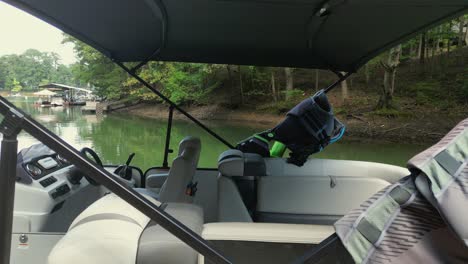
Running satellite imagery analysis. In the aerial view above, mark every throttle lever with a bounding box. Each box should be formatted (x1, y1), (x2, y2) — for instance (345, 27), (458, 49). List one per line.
(126, 153), (136, 166)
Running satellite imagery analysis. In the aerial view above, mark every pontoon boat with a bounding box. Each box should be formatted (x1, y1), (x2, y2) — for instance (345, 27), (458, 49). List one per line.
(0, 1), (467, 264)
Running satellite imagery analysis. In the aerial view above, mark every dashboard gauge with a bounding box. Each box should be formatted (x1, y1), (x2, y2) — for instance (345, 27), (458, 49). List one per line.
(56, 154), (68, 164)
(25, 163), (42, 177)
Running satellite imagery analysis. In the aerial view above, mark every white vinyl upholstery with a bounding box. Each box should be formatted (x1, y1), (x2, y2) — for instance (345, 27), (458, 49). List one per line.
(48, 193), (204, 264)
(217, 176), (253, 222)
(48, 193), (156, 264)
(159, 137), (201, 203)
(218, 149), (245, 176)
(198, 222), (335, 264)
(202, 222), (334, 244)
(216, 149), (267, 222)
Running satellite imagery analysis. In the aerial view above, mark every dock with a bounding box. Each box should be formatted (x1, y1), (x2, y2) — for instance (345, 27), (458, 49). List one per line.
(81, 100), (140, 115)
(81, 101), (97, 114)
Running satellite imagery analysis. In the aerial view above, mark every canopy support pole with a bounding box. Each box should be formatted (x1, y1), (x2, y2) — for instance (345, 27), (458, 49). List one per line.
(114, 61), (235, 149)
(0, 96), (232, 264)
(324, 71), (352, 93)
(0, 108), (23, 264)
(162, 105), (174, 168)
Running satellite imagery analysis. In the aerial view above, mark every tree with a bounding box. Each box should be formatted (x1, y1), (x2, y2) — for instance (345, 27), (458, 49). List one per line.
(458, 16), (466, 48)
(63, 35), (126, 99)
(238, 65), (244, 105)
(377, 45), (401, 109)
(11, 78), (22, 92)
(284, 67), (294, 100)
(419, 33), (426, 64)
(341, 72), (349, 102)
(315, 69), (319, 90)
(0, 60), (7, 89)
(0, 49), (75, 91)
(271, 69), (277, 102)
(226, 65), (235, 104)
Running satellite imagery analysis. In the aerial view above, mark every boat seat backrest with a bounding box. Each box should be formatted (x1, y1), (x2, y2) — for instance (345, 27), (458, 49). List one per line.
(159, 136), (201, 203)
(217, 149), (266, 222)
(48, 193), (204, 264)
(218, 149), (267, 177)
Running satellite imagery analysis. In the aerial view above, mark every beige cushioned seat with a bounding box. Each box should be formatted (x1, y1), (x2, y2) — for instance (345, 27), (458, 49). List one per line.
(48, 193), (204, 264)
(153, 136), (201, 203)
(199, 222), (335, 264)
(49, 193), (336, 264)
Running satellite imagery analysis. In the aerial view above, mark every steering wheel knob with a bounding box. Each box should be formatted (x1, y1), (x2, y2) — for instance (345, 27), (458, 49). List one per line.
(80, 147), (104, 186)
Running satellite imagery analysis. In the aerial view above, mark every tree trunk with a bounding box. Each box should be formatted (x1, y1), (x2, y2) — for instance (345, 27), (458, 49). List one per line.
(226, 65), (235, 104)
(458, 16), (465, 48)
(409, 42), (414, 58)
(378, 69), (393, 109)
(364, 64), (370, 88)
(238, 65), (244, 105)
(419, 33), (426, 64)
(436, 26), (442, 54)
(284, 67), (294, 100)
(271, 70), (277, 102)
(447, 21), (453, 54)
(417, 34), (423, 59)
(315, 69), (319, 91)
(377, 45), (401, 109)
(340, 72), (349, 103)
(464, 23), (468, 47)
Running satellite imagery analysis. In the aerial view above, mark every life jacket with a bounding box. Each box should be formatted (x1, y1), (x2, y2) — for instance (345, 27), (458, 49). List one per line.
(236, 89), (345, 166)
(334, 118), (468, 264)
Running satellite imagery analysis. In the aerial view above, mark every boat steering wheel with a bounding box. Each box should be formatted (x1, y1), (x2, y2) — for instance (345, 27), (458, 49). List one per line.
(80, 147), (104, 186)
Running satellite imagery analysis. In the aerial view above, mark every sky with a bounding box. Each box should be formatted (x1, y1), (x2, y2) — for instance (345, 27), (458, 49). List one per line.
(0, 1), (76, 65)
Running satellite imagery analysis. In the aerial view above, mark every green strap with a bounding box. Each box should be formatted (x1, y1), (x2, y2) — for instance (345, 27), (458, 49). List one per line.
(435, 150), (462, 176)
(357, 218), (381, 244)
(356, 185), (413, 245)
(389, 185), (412, 205)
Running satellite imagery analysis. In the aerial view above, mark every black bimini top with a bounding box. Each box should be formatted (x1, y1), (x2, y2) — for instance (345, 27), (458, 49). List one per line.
(3, 0), (467, 71)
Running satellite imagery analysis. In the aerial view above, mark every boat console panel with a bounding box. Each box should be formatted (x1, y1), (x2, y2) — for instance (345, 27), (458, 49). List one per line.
(13, 144), (107, 234)
(22, 153), (70, 181)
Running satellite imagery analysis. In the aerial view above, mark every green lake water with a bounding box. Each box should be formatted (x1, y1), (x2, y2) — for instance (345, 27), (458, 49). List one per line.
(9, 97), (427, 170)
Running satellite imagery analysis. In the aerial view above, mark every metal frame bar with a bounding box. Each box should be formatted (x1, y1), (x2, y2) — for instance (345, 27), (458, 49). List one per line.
(0, 108), (23, 264)
(324, 71), (352, 93)
(114, 61), (235, 150)
(0, 97), (231, 264)
(162, 105), (174, 168)
(291, 234), (345, 264)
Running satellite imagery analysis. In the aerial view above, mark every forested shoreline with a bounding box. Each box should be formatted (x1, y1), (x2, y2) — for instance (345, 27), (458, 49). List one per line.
(0, 15), (467, 143)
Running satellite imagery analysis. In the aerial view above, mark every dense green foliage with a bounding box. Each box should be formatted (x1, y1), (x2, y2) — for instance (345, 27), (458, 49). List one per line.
(63, 35), (222, 103)
(0, 49), (74, 91)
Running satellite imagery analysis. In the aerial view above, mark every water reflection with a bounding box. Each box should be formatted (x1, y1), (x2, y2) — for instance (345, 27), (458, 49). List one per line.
(8, 96), (257, 169)
(6, 96), (426, 169)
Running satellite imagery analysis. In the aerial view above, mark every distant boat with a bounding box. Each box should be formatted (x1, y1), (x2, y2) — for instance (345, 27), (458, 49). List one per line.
(33, 100), (62, 107)
(11, 93), (22, 97)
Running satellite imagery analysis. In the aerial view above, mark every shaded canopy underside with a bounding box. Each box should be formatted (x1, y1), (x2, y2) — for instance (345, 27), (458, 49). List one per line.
(3, 0), (467, 71)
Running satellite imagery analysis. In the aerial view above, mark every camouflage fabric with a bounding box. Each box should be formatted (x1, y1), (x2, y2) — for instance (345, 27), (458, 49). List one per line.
(335, 118), (468, 263)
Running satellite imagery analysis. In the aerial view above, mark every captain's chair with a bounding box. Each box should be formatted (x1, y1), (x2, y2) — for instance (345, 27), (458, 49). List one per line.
(160, 136), (201, 203)
(140, 137), (201, 203)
